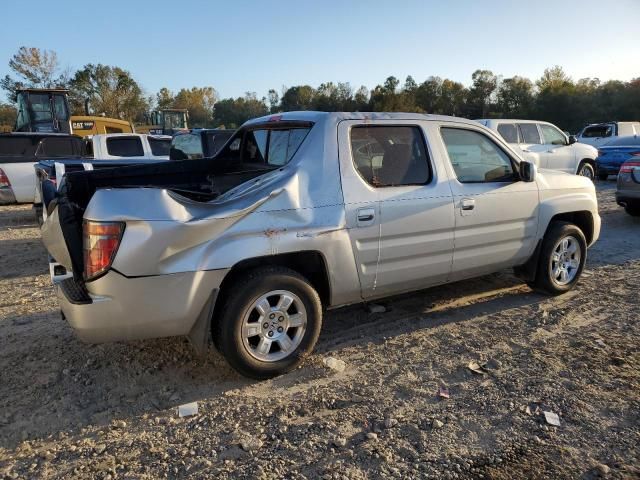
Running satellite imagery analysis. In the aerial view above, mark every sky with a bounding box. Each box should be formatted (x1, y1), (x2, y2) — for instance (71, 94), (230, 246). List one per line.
(1, 0), (639, 103)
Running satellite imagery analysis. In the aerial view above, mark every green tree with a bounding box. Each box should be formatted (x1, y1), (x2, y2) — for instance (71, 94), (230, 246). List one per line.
(0, 102), (16, 128)
(467, 69), (498, 117)
(212, 92), (268, 128)
(156, 87), (175, 110)
(70, 64), (149, 121)
(1, 47), (69, 102)
(172, 87), (217, 127)
(280, 85), (315, 111)
(496, 76), (534, 117)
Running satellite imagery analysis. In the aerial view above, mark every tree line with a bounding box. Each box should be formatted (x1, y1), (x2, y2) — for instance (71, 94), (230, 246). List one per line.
(1, 47), (639, 133)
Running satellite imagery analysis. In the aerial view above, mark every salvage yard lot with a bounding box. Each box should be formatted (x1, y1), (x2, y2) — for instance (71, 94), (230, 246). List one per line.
(0, 182), (638, 479)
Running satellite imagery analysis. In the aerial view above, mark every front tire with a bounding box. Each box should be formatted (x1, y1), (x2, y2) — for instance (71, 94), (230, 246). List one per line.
(532, 222), (587, 295)
(215, 266), (322, 379)
(577, 162), (595, 181)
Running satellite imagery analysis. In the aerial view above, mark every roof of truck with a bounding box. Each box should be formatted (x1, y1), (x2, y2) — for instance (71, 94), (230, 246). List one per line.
(244, 111), (481, 126)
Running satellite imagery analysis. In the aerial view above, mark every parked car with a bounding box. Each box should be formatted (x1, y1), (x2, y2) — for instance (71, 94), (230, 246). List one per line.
(40, 112), (600, 379)
(595, 135), (640, 180)
(477, 119), (597, 180)
(615, 158), (640, 216)
(170, 129), (234, 160)
(576, 122), (640, 148)
(0, 132), (84, 205)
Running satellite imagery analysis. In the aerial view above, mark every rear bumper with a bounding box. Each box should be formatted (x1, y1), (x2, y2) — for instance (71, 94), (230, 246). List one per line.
(616, 189), (640, 206)
(0, 186), (16, 204)
(56, 268), (229, 343)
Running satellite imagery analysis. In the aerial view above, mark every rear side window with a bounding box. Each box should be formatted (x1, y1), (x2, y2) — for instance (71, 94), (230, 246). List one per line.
(497, 124), (519, 143)
(441, 128), (515, 183)
(350, 125), (431, 187)
(148, 137), (171, 157)
(242, 128), (310, 166)
(518, 124), (542, 144)
(106, 137), (144, 157)
(582, 125), (612, 138)
(37, 137), (76, 157)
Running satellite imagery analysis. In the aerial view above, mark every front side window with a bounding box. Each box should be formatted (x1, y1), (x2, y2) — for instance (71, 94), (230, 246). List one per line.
(106, 137), (144, 157)
(519, 123), (542, 144)
(350, 125), (431, 187)
(497, 124), (519, 144)
(540, 124), (566, 145)
(441, 127), (515, 183)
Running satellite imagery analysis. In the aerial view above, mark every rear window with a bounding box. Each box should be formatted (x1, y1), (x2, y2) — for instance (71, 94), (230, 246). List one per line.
(242, 128), (310, 166)
(37, 137), (77, 157)
(519, 124), (541, 144)
(106, 137), (144, 157)
(170, 133), (202, 160)
(582, 125), (613, 138)
(0, 137), (36, 156)
(148, 137), (170, 157)
(205, 131), (233, 157)
(497, 124), (519, 143)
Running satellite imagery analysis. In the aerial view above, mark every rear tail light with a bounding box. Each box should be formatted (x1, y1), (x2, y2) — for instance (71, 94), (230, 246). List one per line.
(620, 161), (640, 173)
(83, 221), (125, 280)
(0, 168), (10, 188)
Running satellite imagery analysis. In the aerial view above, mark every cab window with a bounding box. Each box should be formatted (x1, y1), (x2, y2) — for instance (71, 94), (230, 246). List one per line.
(350, 125), (431, 187)
(242, 128), (310, 166)
(441, 127), (515, 183)
(106, 137), (144, 157)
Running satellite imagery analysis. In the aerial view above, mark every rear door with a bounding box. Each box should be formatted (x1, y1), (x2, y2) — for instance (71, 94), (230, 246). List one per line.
(516, 123), (545, 167)
(339, 120), (455, 298)
(438, 124), (539, 280)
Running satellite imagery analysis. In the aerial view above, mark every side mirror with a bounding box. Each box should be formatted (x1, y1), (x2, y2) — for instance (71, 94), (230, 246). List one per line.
(519, 160), (536, 182)
(568, 135), (577, 145)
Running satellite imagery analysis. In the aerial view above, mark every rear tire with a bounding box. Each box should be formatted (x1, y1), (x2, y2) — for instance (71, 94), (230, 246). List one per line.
(577, 162), (595, 181)
(532, 221), (587, 295)
(214, 266), (322, 379)
(624, 203), (640, 217)
(598, 172), (608, 181)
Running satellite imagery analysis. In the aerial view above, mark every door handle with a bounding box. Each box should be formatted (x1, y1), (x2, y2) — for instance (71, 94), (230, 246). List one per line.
(357, 208), (375, 225)
(461, 199), (475, 211)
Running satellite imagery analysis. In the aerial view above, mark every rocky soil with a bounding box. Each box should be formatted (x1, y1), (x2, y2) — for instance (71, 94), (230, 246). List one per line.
(0, 182), (638, 479)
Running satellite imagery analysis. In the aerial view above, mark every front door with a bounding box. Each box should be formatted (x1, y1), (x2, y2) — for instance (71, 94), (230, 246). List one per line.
(338, 120), (456, 299)
(538, 123), (576, 174)
(438, 125), (539, 280)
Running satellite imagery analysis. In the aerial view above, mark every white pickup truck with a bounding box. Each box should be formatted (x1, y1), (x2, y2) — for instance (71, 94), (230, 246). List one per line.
(1, 133), (171, 206)
(41, 112), (601, 379)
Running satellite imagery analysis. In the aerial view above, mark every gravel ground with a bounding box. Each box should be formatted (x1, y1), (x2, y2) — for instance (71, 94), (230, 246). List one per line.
(0, 181), (638, 479)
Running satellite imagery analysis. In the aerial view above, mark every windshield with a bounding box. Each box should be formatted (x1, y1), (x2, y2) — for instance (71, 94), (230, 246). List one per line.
(163, 111), (187, 130)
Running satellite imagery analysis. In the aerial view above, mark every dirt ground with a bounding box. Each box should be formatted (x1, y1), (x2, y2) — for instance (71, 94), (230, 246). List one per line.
(0, 182), (638, 479)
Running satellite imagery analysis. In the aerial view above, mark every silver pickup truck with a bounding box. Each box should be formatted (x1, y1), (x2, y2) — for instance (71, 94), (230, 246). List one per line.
(40, 112), (601, 379)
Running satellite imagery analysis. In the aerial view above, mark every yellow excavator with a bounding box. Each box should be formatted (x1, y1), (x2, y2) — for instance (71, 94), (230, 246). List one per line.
(11, 88), (134, 136)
